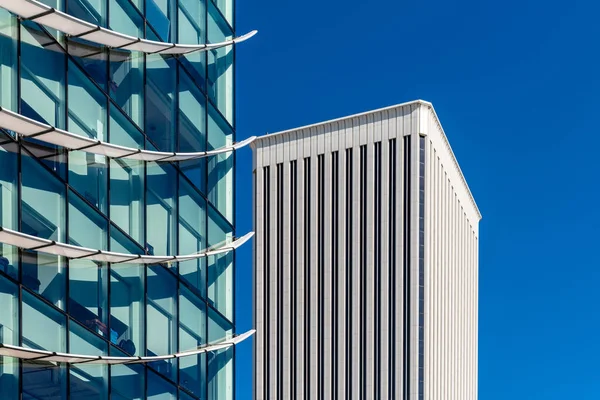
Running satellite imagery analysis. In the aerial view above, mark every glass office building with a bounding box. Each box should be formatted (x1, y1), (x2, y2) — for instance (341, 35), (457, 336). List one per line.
(0, 0), (239, 397)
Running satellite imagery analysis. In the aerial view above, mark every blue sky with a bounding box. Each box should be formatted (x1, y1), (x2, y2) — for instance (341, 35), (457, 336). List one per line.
(233, 0), (600, 398)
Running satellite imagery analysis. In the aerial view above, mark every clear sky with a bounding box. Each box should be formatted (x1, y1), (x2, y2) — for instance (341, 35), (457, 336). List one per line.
(233, 0), (600, 398)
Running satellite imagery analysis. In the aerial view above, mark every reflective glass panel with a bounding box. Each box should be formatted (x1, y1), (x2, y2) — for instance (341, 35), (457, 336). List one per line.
(0, 275), (18, 399)
(207, 309), (233, 400)
(69, 259), (108, 332)
(207, 104), (233, 222)
(110, 361), (144, 400)
(109, 108), (145, 244)
(179, 67), (207, 191)
(20, 21), (65, 129)
(22, 291), (67, 399)
(178, 0), (206, 87)
(0, 143), (18, 278)
(146, 0), (176, 42)
(69, 191), (108, 250)
(179, 286), (206, 396)
(178, 177), (206, 293)
(69, 323), (108, 400)
(146, 55), (176, 151)
(207, 3), (233, 124)
(147, 369), (176, 400)
(21, 154), (66, 307)
(147, 266), (177, 381)
(0, 10), (17, 111)
(110, 228), (144, 355)
(146, 163), (177, 256)
(208, 206), (233, 319)
(68, 0), (107, 26)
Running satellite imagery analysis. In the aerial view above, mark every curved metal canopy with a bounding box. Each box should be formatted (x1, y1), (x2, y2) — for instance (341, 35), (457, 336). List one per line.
(0, 107), (255, 161)
(0, 226), (253, 264)
(0, 330), (254, 364)
(0, 0), (256, 54)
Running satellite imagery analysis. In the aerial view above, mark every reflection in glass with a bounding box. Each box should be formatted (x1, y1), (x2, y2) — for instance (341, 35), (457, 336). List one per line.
(179, 286), (206, 396)
(110, 228), (144, 355)
(178, 177), (206, 293)
(20, 21), (65, 129)
(109, 0), (144, 127)
(68, 60), (108, 211)
(146, 55), (176, 151)
(208, 309), (233, 400)
(110, 361), (144, 400)
(0, 9), (17, 111)
(147, 163), (177, 256)
(68, 0), (107, 26)
(208, 2), (233, 123)
(69, 259), (108, 334)
(0, 275), (18, 399)
(69, 191), (108, 250)
(21, 154), (66, 308)
(0, 143), (18, 278)
(179, 67), (207, 192)
(147, 266), (178, 381)
(69, 323), (108, 400)
(147, 369), (176, 400)
(22, 291), (67, 399)
(146, 0), (176, 41)
(178, 0), (206, 87)
(207, 104), (233, 221)
(208, 206), (233, 319)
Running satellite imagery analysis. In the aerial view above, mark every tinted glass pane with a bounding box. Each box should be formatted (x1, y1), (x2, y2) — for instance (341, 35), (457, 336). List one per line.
(207, 309), (233, 400)
(22, 291), (67, 399)
(147, 266), (177, 381)
(21, 155), (66, 307)
(146, 55), (176, 151)
(69, 323), (108, 400)
(20, 22), (65, 129)
(69, 259), (108, 332)
(207, 3), (233, 124)
(208, 206), (232, 319)
(110, 228), (144, 355)
(147, 163), (177, 256)
(0, 143), (18, 278)
(178, 0), (206, 87)
(69, 191), (108, 250)
(147, 369), (176, 400)
(178, 177), (206, 293)
(68, 0), (107, 26)
(110, 362), (144, 400)
(146, 0), (176, 41)
(0, 10), (17, 111)
(179, 286), (206, 396)
(179, 67), (206, 191)
(0, 275), (18, 399)
(207, 104), (233, 221)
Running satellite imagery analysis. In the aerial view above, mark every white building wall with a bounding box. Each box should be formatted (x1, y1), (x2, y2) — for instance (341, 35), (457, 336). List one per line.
(252, 100), (480, 400)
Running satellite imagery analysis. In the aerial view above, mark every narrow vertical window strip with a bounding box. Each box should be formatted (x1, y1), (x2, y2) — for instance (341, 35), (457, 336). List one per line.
(345, 148), (353, 397)
(317, 153), (325, 400)
(303, 157), (311, 394)
(388, 138), (397, 397)
(263, 165), (271, 399)
(277, 163), (284, 400)
(403, 135), (411, 400)
(331, 151), (339, 399)
(290, 160), (297, 400)
(419, 172), (425, 395)
(374, 141), (382, 399)
(359, 144), (367, 399)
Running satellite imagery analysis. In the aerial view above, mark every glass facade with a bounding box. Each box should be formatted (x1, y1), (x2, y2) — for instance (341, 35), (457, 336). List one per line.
(0, 0), (236, 397)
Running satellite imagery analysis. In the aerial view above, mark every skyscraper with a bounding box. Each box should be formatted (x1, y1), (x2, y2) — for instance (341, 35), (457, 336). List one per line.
(0, 0), (254, 398)
(252, 100), (481, 399)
